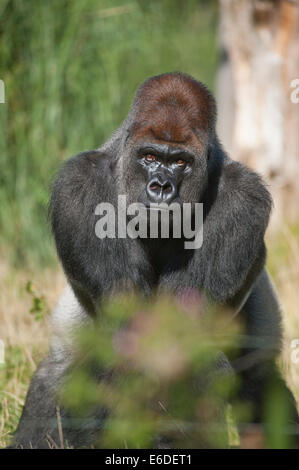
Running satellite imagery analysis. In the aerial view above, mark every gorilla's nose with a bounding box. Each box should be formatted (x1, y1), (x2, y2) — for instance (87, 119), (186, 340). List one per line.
(146, 176), (176, 204)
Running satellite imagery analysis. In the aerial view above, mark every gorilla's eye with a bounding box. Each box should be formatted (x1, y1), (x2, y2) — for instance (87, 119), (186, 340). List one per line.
(176, 159), (186, 166)
(145, 154), (156, 162)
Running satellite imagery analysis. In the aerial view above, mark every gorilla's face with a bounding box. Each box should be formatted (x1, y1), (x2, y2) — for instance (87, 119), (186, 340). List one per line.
(121, 138), (209, 210)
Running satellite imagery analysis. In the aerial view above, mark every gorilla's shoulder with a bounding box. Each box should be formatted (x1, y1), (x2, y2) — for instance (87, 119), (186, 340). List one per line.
(51, 150), (115, 214)
(219, 158), (272, 212)
(53, 150), (115, 188)
(63, 149), (112, 174)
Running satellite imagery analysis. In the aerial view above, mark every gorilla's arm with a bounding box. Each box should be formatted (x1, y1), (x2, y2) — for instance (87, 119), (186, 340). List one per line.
(159, 147), (272, 309)
(10, 354), (69, 448)
(238, 271), (299, 441)
(200, 154), (272, 305)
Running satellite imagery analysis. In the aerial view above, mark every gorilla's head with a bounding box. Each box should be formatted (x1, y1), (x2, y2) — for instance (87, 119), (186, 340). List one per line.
(116, 73), (217, 209)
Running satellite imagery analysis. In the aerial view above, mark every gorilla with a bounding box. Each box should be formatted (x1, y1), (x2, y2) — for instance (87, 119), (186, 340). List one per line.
(11, 72), (297, 448)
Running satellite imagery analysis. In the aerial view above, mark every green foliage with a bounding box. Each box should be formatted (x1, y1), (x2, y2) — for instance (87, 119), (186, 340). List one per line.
(25, 280), (48, 321)
(61, 293), (241, 448)
(263, 373), (296, 449)
(0, 0), (218, 266)
(59, 293), (297, 449)
(0, 345), (34, 442)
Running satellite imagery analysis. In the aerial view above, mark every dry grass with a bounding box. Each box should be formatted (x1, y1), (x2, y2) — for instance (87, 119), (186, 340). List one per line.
(0, 261), (65, 447)
(267, 226), (299, 405)
(0, 227), (298, 448)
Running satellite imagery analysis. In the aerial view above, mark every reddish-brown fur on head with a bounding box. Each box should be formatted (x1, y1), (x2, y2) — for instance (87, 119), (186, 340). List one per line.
(129, 72), (216, 146)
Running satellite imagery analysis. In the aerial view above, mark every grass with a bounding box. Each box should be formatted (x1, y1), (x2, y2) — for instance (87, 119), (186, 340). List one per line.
(0, 259), (64, 447)
(0, 0), (218, 267)
(267, 225), (299, 406)
(0, 226), (299, 448)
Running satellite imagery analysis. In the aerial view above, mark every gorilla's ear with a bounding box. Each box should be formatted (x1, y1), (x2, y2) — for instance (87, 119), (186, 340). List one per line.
(201, 149), (272, 304)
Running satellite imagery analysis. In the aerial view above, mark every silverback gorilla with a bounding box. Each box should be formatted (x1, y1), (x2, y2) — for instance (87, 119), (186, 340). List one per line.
(12, 72), (297, 448)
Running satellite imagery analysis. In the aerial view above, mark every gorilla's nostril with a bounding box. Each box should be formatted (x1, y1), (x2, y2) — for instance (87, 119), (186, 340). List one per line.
(150, 183), (161, 192)
(163, 183), (172, 193)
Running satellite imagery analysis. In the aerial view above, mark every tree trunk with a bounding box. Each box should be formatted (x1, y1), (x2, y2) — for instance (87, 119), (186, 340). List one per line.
(217, 0), (299, 224)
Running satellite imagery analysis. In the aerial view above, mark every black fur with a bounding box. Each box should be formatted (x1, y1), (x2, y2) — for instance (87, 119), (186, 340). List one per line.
(50, 142), (271, 312)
